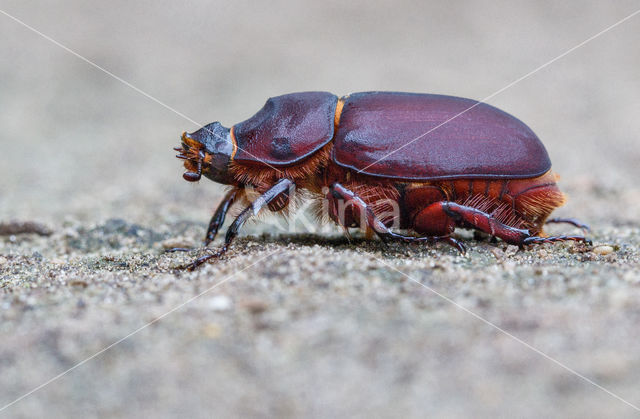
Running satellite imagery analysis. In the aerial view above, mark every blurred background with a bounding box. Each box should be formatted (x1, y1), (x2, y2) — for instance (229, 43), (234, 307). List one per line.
(1, 0), (638, 226)
(1, 1), (639, 418)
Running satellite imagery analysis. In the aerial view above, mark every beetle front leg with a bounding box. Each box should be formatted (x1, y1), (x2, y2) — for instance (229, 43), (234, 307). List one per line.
(204, 188), (239, 245)
(329, 183), (466, 253)
(165, 188), (239, 253)
(180, 179), (294, 270)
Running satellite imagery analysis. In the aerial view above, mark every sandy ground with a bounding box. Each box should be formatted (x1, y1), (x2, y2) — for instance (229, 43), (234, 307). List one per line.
(1, 1), (640, 417)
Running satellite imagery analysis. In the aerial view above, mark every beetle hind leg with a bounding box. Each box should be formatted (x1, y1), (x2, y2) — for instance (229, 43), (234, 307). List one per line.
(523, 235), (592, 246)
(545, 217), (590, 232)
(436, 201), (591, 247)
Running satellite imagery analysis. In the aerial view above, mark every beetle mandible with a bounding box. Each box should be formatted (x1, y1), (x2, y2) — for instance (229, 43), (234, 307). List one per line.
(173, 91), (590, 269)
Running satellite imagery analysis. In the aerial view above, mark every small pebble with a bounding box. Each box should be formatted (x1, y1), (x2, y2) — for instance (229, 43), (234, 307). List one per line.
(208, 295), (232, 311)
(505, 245), (519, 256)
(241, 298), (269, 314)
(490, 247), (504, 259)
(201, 323), (222, 338)
(593, 245), (614, 256)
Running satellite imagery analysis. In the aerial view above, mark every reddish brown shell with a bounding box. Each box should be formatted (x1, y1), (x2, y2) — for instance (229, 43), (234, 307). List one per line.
(332, 92), (551, 180)
(233, 92), (338, 166)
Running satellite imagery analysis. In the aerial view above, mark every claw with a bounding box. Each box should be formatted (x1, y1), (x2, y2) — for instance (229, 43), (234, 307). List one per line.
(522, 235), (591, 246)
(176, 246), (229, 270)
(442, 236), (466, 254)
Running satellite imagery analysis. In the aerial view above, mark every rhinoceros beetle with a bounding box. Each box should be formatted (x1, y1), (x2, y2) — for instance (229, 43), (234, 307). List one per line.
(173, 91), (590, 269)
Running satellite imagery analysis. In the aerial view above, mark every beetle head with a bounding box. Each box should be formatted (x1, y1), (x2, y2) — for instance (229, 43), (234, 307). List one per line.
(175, 122), (234, 184)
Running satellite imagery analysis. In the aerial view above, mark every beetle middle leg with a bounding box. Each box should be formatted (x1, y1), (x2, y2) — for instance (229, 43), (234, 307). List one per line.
(179, 179), (294, 270)
(328, 183), (466, 253)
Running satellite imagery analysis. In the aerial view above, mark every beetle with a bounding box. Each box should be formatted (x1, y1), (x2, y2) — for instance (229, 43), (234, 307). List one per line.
(173, 91), (590, 269)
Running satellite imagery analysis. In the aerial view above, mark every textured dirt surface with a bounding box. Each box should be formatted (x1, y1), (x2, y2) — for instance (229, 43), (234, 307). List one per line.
(1, 1), (639, 418)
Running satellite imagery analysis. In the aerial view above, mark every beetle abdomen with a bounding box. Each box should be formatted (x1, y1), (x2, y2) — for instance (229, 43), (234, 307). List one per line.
(332, 92), (551, 181)
(400, 171), (565, 235)
(233, 91), (338, 166)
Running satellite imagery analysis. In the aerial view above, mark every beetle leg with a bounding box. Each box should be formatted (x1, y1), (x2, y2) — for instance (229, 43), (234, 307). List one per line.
(522, 235), (593, 246)
(379, 233), (467, 253)
(440, 202), (531, 245)
(329, 183), (465, 253)
(204, 188), (239, 246)
(342, 226), (353, 243)
(165, 188), (239, 254)
(439, 202), (591, 247)
(545, 217), (590, 232)
(329, 183), (390, 233)
(179, 179), (294, 270)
